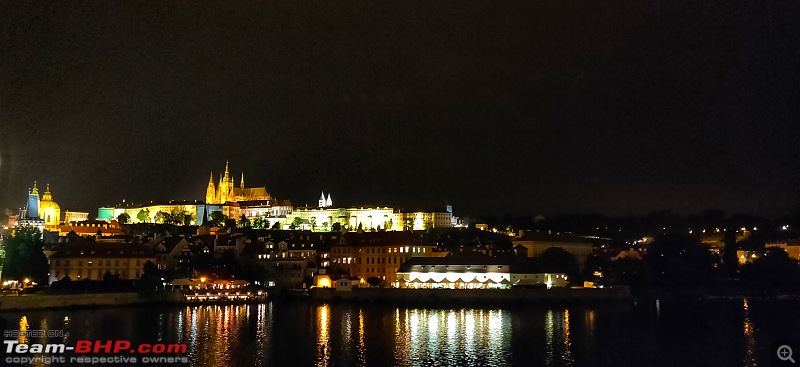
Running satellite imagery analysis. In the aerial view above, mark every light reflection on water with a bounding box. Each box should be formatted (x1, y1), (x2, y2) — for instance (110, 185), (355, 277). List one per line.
(742, 298), (757, 367)
(3, 299), (795, 367)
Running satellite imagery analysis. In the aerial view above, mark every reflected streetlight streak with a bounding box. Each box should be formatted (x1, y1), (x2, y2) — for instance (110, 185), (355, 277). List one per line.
(359, 309), (366, 366)
(19, 316), (29, 344)
(316, 305), (331, 367)
(742, 298), (757, 367)
(545, 310), (554, 366)
(563, 310), (573, 365)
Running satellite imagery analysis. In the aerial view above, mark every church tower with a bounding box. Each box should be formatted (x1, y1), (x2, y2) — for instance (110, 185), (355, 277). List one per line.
(219, 161), (231, 204)
(26, 181), (40, 218)
(206, 172), (216, 204)
(319, 191), (326, 207)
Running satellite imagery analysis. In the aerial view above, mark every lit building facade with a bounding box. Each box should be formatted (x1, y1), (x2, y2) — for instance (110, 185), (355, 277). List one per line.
(112, 202), (199, 224)
(396, 256), (567, 289)
(330, 232), (437, 286)
(206, 161), (271, 204)
(287, 207), (453, 231)
(512, 230), (596, 268)
(765, 239), (800, 260)
(64, 210), (89, 223)
(48, 241), (156, 284)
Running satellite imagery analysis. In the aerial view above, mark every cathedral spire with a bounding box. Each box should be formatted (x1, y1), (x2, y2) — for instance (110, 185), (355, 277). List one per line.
(208, 172), (214, 185)
(31, 181), (39, 195)
(224, 160), (230, 181)
(241, 172), (244, 189)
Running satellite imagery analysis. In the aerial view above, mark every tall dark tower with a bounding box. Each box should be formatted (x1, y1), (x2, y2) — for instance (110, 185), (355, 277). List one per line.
(25, 181), (40, 218)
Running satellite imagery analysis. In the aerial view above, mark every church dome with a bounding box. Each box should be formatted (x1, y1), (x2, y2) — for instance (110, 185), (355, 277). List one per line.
(39, 198), (60, 210)
(38, 184), (61, 225)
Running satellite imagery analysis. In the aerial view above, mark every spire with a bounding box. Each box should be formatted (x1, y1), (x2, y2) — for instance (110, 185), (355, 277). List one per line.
(320, 191), (326, 201)
(326, 193), (332, 207)
(208, 172), (214, 185)
(241, 172), (244, 189)
(224, 160), (230, 181)
(319, 191), (326, 208)
(31, 181), (39, 195)
(42, 183), (53, 201)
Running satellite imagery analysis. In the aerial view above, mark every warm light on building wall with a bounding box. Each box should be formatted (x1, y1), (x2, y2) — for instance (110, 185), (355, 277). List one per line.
(318, 277), (331, 288)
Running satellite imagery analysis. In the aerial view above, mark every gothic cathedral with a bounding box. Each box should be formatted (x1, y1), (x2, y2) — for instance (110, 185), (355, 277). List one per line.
(205, 162), (271, 204)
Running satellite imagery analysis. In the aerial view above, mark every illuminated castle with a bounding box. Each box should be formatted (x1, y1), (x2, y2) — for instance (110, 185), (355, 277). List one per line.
(205, 161), (271, 204)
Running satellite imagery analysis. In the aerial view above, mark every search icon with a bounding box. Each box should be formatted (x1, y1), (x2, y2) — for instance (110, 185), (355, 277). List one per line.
(778, 345), (796, 363)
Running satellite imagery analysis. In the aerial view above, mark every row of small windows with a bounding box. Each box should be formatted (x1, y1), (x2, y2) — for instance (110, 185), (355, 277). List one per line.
(66, 250), (146, 255)
(53, 269), (139, 280)
(332, 246), (428, 254)
(54, 259), (144, 267)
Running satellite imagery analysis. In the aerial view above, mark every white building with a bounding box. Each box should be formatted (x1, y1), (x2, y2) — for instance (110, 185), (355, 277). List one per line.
(396, 256), (567, 289)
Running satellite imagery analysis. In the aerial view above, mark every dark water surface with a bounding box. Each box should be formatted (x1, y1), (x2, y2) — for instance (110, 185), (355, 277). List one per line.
(3, 298), (798, 366)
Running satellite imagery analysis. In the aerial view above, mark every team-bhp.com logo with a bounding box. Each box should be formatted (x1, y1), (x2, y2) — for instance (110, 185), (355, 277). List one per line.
(4, 339), (189, 365)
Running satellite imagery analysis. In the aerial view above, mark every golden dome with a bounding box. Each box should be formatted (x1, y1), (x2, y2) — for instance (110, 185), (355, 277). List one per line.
(38, 184), (61, 226)
(40, 184), (59, 209)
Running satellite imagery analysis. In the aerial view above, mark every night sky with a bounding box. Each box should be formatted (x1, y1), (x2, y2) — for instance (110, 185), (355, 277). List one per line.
(1, 1), (798, 218)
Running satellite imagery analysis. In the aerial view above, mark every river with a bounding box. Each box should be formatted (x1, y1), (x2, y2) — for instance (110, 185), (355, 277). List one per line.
(2, 297), (798, 366)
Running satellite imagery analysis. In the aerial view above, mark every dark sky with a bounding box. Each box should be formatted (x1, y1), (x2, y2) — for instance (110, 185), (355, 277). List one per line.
(1, 1), (798, 218)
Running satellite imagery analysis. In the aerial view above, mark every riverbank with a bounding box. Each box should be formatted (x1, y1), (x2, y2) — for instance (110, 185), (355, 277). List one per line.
(308, 287), (633, 306)
(0, 291), (271, 311)
(0, 292), (184, 311)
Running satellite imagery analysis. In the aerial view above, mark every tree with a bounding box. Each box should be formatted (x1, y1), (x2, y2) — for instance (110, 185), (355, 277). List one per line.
(2, 226), (49, 284)
(366, 276), (384, 288)
(271, 221), (281, 230)
(331, 222), (342, 232)
(168, 207), (187, 225)
(138, 261), (164, 293)
(102, 271), (121, 285)
(224, 218), (237, 228)
(645, 232), (716, 287)
(536, 247), (579, 281)
(137, 209), (150, 223)
(740, 247), (800, 290)
(184, 213), (196, 226)
(238, 215), (251, 229)
(310, 218), (317, 231)
(582, 254), (611, 282)
(117, 213), (131, 225)
(210, 211), (226, 226)
(154, 211), (169, 224)
(722, 229), (739, 278)
(608, 258), (647, 293)
(292, 217), (304, 229)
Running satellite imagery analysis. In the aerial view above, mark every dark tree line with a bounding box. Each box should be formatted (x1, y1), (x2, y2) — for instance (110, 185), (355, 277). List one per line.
(2, 226), (49, 284)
